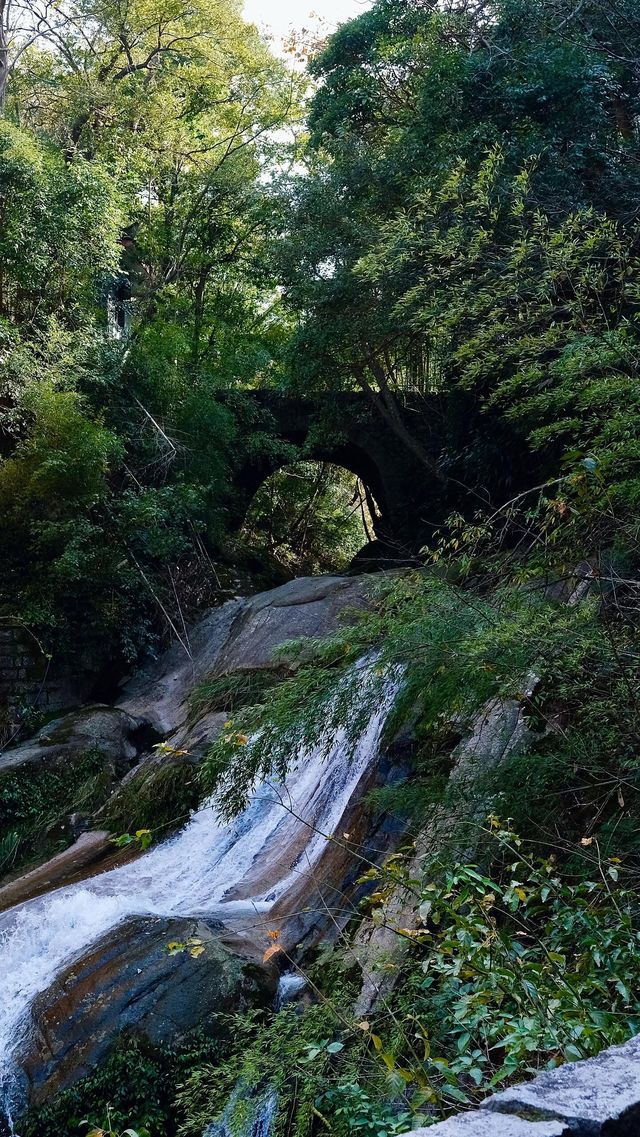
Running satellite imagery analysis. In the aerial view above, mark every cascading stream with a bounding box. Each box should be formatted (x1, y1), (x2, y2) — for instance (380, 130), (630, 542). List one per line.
(0, 666), (398, 1129)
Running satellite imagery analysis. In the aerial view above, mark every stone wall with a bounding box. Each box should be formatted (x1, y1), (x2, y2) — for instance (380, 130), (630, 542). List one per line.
(407, 1031), (640, 1136)
(0, 622), (84, 749)
(0, 623), (48, 746)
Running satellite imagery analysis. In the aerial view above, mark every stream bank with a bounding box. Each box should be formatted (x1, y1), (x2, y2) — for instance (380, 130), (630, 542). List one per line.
(3, 567), (639, 1137)
(0, 573), (402, 1128)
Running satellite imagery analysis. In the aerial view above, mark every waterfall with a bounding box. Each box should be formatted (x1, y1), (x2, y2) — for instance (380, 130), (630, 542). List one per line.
(275, 970), (307, 1010)
(0, 666), (399, 1127)
(204, 1088), (277, 1137)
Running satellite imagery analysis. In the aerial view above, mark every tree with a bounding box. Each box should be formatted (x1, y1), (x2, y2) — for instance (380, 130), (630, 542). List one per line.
(0, 0), (73, 109)
(0, 0), (301, 661)
(279, 0), (640, 500)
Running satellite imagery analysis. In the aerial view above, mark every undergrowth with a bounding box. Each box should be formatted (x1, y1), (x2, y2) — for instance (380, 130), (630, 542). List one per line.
(188, 668), (288, 724)
(0, 746), (112, 877)
(100, 758), (201, 838)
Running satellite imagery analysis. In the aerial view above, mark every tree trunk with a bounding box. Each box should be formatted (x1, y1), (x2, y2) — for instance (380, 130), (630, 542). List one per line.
(0, 1), (9, 113)
(353, 357), (447, 486)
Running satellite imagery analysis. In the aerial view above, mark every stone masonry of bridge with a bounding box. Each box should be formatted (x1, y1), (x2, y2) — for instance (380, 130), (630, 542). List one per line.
(232, 391), (525, 559)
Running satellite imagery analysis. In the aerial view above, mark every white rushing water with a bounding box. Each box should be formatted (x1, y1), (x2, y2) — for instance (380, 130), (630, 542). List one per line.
(205, 1086), (278, 1137)
(275, 970), (307, 1009)
(0, 669), (398, 1126)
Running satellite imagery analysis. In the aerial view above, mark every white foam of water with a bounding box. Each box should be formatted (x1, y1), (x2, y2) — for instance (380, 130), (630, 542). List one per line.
(275, 970), (307, 1009)
(0, 668), (398, 1122)
(205, 1087), (277, 1137)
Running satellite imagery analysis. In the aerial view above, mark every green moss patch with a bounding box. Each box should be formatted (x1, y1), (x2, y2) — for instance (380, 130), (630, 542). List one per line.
(101, 758), (201, 838)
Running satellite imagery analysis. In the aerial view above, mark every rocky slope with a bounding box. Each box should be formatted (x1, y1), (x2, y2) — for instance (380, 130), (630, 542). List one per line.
(0, 574), (383, 1117)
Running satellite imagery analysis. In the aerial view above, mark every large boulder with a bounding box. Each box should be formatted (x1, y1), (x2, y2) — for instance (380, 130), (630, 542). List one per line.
(22, 916), (278, 1105)
(0, 705), (143, 776)
(118, 574), (372, 739)
(0, 706), (147, 889)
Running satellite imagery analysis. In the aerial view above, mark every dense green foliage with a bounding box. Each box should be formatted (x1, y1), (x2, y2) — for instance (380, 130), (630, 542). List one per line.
(242, 462), (373, 575)
(23, 1031), (224, 1137)
(0, 744), (112, 874)
(358, 823), (640, 1111)
(279, 0), (640, 515)
(5, 0), (640, 660)
(0, 0), (307, 664)
(7, 0), (640, 1134)
(100, 755), (201, 839)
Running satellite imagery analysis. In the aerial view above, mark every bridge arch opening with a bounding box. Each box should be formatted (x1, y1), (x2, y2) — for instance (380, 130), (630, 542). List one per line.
(240, 460), (381, 576)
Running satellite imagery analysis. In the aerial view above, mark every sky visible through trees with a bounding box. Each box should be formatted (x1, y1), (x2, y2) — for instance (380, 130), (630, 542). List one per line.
(243, 0), (371, 51)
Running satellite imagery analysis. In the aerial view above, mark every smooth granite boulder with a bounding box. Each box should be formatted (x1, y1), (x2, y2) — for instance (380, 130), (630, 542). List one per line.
(0, 705), (143, 776)
(118, 574), (371, 738)
(22, 915), (278, 1105)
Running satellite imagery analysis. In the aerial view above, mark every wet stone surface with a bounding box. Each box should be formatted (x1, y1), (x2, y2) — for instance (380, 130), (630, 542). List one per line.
(22, 916), (277, 1106)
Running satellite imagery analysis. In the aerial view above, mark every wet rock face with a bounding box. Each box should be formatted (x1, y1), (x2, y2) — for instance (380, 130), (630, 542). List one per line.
(22, 916), (278, 1105)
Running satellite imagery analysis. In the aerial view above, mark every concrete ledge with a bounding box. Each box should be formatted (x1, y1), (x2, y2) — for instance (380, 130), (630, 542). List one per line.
(483, 1034), (640, 1135)
(407, 1114), (569, 1135)
(405, 1032), (640, 1136)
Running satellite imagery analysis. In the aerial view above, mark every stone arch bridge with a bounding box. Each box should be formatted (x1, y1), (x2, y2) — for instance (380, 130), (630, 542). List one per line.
(231, 391), (516, 557)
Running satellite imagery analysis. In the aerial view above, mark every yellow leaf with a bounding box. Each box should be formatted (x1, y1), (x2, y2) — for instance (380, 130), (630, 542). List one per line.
(371, 1034), (383, 1051)
(396, 1067), (415, 1083)
(266, 928), (281, 940)
(190, 945), (205, 958)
